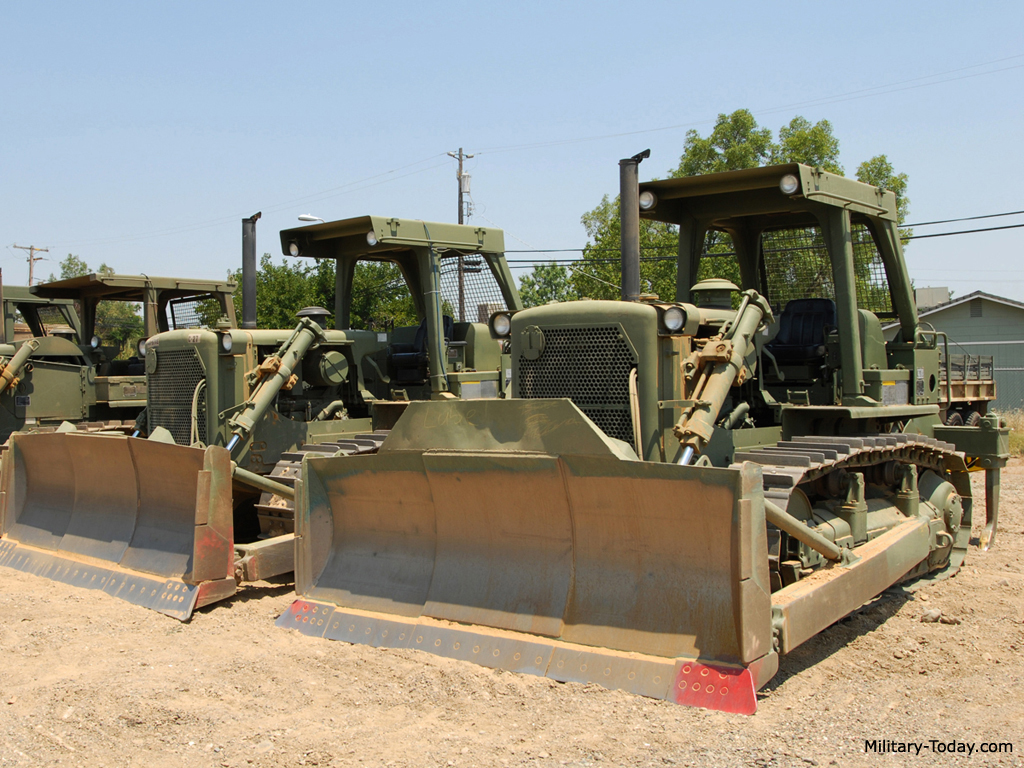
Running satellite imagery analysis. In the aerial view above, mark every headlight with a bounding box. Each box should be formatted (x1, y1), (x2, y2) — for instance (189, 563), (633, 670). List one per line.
(220, 333), (234, 353)
(289, 242), (300, 257)
(90, 335), (101, 349)
(366, 230), (378, 246)
(663, 306), (685, 333)
(780, 174), (800, 195)
(491, 312), (512, 337)
(639, 190), (657, 210)
(137, 338), (148, 358)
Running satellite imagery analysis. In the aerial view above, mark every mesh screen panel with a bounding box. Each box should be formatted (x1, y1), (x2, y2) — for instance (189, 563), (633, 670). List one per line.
(167, 296), (215, 330)
(148, 348), (206, 446)
(761, 225), (893, 316)
(761, 228), (834, 310)
(37, 306), (75, 334)
(517, 326), (637, 450)
(851, 225), (893, 316)
(439, 255), (508, 323)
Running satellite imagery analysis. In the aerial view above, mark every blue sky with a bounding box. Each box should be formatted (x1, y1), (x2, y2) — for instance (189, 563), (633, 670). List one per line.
(2, 1), (1022, 300)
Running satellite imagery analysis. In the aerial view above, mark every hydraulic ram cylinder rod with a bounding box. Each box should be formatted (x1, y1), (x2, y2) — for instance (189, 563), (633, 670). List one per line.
(0, 338), (39, 392)
(225, 317), (323, 454)
(675, 290), (773, 463)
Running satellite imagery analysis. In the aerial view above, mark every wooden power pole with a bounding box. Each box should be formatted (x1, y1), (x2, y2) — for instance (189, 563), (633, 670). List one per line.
(12, 244), (49, 286)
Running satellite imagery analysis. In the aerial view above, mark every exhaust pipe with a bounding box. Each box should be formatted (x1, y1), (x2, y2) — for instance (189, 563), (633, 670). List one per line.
(618, 149), (650, 302)
(242, 212), (262, 329)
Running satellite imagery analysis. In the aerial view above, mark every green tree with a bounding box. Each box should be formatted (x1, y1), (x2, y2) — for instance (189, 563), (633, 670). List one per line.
(675, 109), (775, 176)
(772, 116), (844, 173)
(232, 255), (417, 330)
(856, 154), (912, 241)
(553, 109), (904, 304)
(46, 255), (144, 356)
(518, 263), (580, 307)
(349, 260), (417, 330)
(47, 253), (90, 282)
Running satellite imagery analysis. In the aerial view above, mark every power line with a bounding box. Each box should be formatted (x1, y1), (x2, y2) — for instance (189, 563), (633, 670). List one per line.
(35, 52), (1024, 254)
(47, 154), (450, 249)
(475, 53), (1024, 155)
(906, 209), (1024, 227)
(504, 221), (1024, 263)
(908, 222), (1024, 239)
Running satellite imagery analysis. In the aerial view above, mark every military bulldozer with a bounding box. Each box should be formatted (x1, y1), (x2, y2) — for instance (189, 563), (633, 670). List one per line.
(0, 274), (236, 440)
(0, 216), (521, 618)
(278, 159), (1008, 714)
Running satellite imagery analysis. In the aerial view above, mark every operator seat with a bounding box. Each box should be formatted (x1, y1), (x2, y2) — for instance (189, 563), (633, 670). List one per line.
(390, 315), (454, 382)
(764, 298), (837, 366)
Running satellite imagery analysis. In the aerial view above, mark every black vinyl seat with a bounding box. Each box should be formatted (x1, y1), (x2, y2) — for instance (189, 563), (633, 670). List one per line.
(764, 298), (836, 366)
(390, 315), (454, 382)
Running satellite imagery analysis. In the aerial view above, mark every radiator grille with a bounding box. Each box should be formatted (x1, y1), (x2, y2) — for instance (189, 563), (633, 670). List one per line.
(517, 326), (637, 448)
(148, 348), (206, 446)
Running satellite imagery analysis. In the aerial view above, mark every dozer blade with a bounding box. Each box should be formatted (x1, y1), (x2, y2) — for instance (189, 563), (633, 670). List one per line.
(279, 399), (776, 714)
(0, 432), (235, 620)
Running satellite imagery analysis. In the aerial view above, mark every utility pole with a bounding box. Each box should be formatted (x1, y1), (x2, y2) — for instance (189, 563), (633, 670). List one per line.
(446, 148), (474, 321)
(447, 147), (474, 224)
(12, 245), (49, 286)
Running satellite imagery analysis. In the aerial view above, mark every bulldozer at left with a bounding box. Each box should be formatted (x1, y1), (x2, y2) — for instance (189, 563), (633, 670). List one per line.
(0, 215), (523, 619)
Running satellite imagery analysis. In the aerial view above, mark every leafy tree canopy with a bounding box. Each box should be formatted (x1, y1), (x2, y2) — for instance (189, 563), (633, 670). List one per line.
(47, 254), (143, 355)
(232, 255), (417, 331)
(517, 109), (909, 303)
(518, 263), (580, 307)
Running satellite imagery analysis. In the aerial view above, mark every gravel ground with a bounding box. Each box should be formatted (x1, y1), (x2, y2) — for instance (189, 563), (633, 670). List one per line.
(0, 461), (1021, 768)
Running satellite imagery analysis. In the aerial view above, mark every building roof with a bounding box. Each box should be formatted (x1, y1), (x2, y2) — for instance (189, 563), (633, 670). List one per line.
(918, 290), (1024, 317)
(882, 290), (1024, 330)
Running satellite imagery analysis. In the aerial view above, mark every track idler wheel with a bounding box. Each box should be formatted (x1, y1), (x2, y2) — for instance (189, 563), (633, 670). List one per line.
(918, 469), (964, 570)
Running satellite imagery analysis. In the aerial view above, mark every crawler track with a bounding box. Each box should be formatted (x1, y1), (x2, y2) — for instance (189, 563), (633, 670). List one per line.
(732, 433), (973, 583)
(255, 430), (390, 536)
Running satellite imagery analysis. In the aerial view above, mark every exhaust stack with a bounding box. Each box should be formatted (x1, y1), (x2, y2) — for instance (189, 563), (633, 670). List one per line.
(619, 150), (649, 302)
(242, 212), (261, 329)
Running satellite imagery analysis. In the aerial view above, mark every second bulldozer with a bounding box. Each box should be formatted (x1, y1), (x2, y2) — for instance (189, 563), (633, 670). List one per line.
(0, 274), (236, 440)
(0, 216), (521, 618)
(278, 158), (1008, 714)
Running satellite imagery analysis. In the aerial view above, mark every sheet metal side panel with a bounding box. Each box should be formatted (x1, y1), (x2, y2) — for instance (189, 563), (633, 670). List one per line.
(734, 462), (773, 664)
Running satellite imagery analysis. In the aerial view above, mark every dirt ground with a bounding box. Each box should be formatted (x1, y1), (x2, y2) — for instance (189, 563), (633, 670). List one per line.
(1, 462), (1022, 768)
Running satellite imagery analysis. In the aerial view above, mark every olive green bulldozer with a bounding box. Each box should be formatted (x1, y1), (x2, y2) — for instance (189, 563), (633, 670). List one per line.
(276, 157), (1008, 714)
(0, 274), (236, 440)
(0, 215), (522, 618)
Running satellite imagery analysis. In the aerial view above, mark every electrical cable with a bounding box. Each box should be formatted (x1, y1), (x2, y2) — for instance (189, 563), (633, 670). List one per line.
(475, 54), (1024, 155)
(504, 221), (1024, 259)
(906, 209), (1024, 227)
(47, 154), (450, 249)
